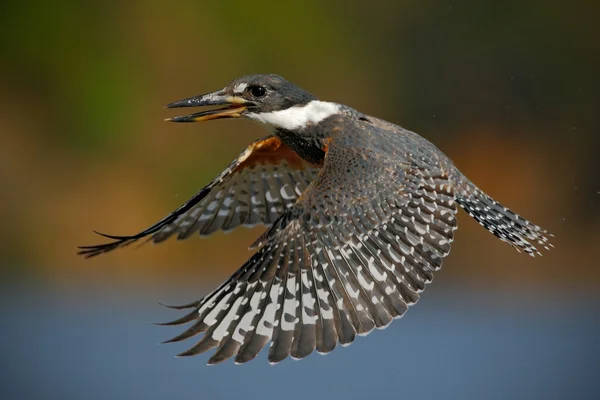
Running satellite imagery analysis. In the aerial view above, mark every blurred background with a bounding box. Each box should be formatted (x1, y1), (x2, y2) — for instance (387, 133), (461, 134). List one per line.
(1, 1), (599, 399)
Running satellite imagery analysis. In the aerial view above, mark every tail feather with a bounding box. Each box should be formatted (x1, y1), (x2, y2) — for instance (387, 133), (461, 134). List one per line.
(455, 183), (553, 257)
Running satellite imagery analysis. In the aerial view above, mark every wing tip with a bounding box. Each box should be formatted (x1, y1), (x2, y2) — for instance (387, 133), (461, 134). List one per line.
(77, 230), (137, 258)
(157, 300), (201, 310)
(154, 308), (199, 326)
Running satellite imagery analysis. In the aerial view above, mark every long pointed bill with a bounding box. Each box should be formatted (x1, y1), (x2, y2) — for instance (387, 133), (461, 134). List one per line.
(165, 90), (254, 123)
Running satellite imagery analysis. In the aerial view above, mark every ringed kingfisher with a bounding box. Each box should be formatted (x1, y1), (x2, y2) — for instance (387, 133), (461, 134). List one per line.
(79, 74), (552, 365)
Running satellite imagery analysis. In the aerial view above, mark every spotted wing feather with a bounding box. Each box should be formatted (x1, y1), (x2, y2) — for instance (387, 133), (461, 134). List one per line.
(159, 131), (460, 364)
(78, 136), (319, 258)
(453, 175), (553, 256)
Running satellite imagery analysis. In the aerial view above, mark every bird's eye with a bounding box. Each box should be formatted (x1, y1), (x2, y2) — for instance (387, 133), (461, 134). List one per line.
(249, 85), (266, 97)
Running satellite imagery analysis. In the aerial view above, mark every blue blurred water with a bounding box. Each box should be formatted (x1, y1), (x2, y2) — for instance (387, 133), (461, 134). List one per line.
(1, 284), (598, 400)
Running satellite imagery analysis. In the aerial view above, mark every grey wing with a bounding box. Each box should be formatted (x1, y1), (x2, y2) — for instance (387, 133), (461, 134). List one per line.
(78, 136), (319, 258)
(159, 133), (459, 364)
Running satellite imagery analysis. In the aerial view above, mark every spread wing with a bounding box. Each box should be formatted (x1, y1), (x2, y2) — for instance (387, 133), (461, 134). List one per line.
(78, 136), (319, 258)
(159, 129), (459, 365)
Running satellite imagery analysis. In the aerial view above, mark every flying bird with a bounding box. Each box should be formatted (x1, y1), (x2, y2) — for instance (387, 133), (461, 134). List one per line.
(79, 74), (552, 365)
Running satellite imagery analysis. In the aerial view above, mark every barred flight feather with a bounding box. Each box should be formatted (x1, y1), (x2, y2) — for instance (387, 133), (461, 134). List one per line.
(161, 174), (460, 364)
(77, 136), (318, 258)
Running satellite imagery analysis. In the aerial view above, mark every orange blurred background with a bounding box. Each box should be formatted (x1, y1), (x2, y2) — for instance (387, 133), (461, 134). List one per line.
(1, 1), (597, 293)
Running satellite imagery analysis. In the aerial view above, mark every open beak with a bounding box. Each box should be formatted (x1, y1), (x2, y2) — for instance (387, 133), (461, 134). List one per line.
(165, 90), (255, 122)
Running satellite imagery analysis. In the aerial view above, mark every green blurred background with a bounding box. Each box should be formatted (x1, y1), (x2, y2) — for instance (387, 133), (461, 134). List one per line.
(1, 1), (599, 399)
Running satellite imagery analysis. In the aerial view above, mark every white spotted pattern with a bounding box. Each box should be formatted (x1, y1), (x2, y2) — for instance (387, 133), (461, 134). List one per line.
(455, 184), (553, 257)
(160, 165), (464, 364)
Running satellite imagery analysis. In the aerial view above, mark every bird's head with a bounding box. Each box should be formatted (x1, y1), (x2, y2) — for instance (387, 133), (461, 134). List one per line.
(166, 74), (340, 131)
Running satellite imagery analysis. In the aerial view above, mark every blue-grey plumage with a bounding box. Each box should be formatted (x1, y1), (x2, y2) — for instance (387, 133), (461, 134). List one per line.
(79, 74), (552, 365)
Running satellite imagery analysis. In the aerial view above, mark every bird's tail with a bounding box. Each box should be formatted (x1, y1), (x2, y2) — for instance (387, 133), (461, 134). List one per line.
(453, 176), (553, 257)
